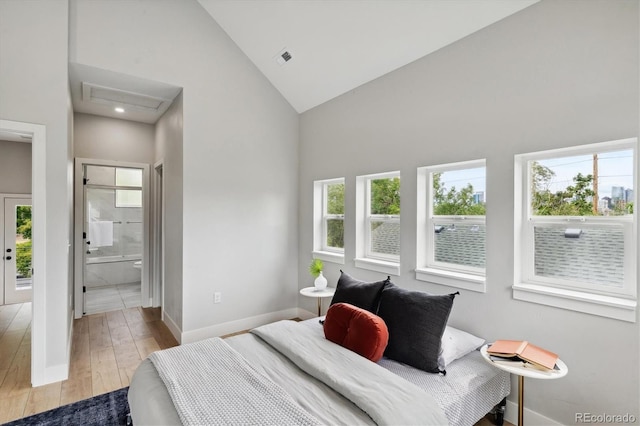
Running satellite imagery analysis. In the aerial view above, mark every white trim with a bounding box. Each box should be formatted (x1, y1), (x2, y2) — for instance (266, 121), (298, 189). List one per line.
(415, 267), (486, 292)
(504, 399), (562, 426)
(513, 282), (636, 322)
(0, 120), (47, 387)
(296, 307), (320, 321)
(180, 308), (300, 344)
(162, 309), (182, 345)
(152, 160), (164, 308)
(514, 138), (638, 321)
(355, 171), (401, 273)
(515, 137), (636, 163)
(312, 178), (345, 262)
(354, 257), (400, 276)
(416, 160), (486, 291)
(39, 363), (70, 386)
(312, 250), (345, 264)
(65, 309), (74, 379)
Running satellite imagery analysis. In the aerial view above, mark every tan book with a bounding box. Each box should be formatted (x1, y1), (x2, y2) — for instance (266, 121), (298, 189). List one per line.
(488, 340), (558, 370)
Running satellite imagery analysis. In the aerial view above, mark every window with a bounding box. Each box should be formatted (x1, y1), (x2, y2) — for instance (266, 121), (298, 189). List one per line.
(416, 160), (486, 292)
(355, 171), (400, 275)
(514, 138), (637, 322)
(312, 178), (345, 263)
(115, 168), (142, 208)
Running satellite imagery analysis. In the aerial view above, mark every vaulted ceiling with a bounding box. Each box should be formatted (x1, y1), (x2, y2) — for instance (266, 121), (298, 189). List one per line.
(198, 0), (539, 113)
(65, 0), (539, 124)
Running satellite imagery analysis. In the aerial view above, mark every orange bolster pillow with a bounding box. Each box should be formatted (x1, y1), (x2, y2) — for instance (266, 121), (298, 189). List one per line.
(323, 302), (389, 362)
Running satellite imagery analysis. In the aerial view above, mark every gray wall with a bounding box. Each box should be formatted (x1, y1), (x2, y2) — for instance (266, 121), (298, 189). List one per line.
(70, 0), (299, 339)
(0, 141), (31, 194)
(0, 0), (73, 384)
(299, 1), (638, 423)
(74, 113), (155, 164)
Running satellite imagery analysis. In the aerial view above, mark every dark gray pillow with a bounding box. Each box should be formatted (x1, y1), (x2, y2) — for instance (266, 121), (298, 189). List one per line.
(377, 285), (458, 373)
(329, 270), (389, 313)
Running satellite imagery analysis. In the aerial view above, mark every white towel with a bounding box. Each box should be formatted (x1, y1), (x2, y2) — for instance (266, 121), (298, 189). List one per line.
(88, 221), (113, 247)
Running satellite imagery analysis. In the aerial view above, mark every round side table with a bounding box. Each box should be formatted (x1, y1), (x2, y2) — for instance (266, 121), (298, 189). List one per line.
(480, 344), (568, 426)
(299, 287), (335, 316)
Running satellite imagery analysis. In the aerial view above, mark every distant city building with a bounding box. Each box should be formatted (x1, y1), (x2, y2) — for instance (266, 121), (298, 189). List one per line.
(472, 191), (485, 204)
(611, 186), (625, 202)
(600, 197), (612, 211)
(625, 188), (634, 203)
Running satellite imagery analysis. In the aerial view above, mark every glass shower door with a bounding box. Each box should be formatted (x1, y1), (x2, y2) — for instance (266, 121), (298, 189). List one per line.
(83, 165), (143, 315)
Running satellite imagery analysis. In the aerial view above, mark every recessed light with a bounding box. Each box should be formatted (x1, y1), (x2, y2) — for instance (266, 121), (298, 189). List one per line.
(114, 107), (125, 113)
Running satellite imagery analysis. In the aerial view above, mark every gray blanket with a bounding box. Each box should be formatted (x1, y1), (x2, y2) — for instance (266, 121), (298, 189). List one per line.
(148, 337), (320, 425)
(252, 320), (449, 425)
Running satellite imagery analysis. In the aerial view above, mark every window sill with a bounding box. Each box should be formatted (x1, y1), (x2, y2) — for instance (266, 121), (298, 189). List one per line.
(415, 268), (486, 293)
(312, 250), (345, 265)
(513, 282), (636, 322)
(354, 258), (400, 276)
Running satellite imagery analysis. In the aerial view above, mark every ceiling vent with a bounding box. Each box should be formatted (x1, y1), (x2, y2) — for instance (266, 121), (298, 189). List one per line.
(275, 48), (293, 66)
(81, 82), (168, 112)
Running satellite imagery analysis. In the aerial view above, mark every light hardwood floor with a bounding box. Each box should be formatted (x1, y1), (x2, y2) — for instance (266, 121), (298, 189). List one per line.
(0, 302), (178, 424)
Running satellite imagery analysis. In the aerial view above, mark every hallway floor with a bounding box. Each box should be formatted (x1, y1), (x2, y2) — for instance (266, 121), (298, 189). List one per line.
(84, 282), (141, 315)
(0, 302), (178, 423)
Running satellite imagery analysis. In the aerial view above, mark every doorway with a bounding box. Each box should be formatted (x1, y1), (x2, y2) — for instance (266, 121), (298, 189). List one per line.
(2, 196), (32, 305)
(74, 159), (150, 318)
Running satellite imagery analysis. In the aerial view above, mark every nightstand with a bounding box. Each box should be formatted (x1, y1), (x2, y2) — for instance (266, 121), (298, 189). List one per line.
(480, 344), (568, 426)
(299, 287), (335, 316)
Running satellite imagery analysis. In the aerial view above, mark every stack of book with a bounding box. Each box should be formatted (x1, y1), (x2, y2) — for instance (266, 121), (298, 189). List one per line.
(487, 340), (559, 371)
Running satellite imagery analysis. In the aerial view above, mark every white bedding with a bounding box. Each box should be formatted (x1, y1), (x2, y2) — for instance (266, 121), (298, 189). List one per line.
(148, 337), (320, 425)
(253, 320), (449, 425)
(129, 319), (510, 426)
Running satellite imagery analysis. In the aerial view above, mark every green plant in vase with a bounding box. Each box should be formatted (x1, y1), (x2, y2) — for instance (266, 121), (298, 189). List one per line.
(309, 258), (327, 290)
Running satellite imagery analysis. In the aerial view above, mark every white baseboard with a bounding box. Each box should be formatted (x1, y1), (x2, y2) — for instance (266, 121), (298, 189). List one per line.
(297, 308), (318, 321)
(36, 309), (75, 386)
(162, 310), (182, 344)
(37, 363), (70, 386)
(181, 308), (301, 344)
(66, 309), (74, 375)
(505, 400), (562, 426)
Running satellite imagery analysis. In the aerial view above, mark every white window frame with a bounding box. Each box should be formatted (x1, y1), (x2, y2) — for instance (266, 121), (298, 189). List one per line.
(416, 160), (486, 292)
(115, 167), (143, 208)
(355, 171), (400, 275)
(312, 178), (345, 264)
(514, 138), (638, 322)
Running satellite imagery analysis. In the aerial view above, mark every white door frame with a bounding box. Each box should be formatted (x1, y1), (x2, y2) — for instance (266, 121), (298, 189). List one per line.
(152, 160), (164, 308)
(0, 119), (46, 386)
(2, 195), (33, 304)
(73, 158), (151, 319)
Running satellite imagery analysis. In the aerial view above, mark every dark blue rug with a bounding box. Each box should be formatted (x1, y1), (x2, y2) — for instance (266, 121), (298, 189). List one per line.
(3, 387), (130, 426)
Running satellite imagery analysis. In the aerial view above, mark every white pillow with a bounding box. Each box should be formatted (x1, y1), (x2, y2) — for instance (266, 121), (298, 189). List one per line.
(438, 326), (485, 370)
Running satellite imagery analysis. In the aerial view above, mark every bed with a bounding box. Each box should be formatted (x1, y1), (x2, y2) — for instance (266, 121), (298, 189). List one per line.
(129, 273), (511, 425)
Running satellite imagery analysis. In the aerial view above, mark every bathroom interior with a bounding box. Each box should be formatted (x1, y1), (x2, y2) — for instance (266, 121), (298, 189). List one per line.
(83, 164), (143, 315)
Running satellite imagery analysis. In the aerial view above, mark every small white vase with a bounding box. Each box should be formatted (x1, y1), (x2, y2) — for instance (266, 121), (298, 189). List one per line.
(314, 271), (327, 290)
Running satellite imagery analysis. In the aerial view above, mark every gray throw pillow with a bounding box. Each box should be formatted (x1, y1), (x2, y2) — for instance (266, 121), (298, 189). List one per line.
(329, 270), (389, 314)
(377, 284), (458, 374)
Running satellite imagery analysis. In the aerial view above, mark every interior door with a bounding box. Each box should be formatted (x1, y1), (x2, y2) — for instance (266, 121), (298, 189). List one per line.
(4, 197), (33, 304)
